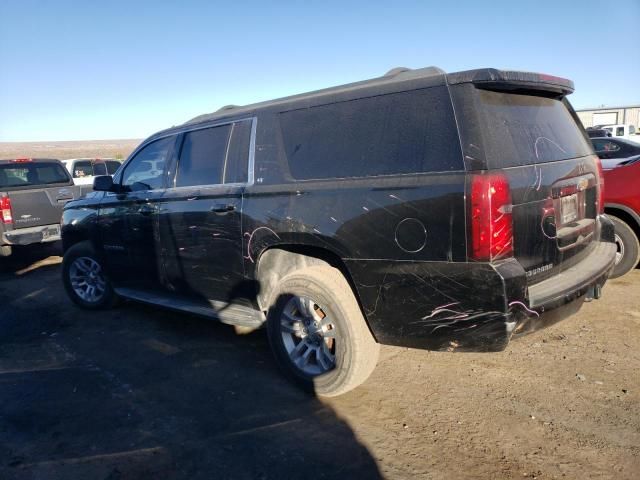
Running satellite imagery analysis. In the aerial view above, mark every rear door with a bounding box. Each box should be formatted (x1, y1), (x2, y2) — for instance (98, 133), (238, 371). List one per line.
(450, 84), (600, 283)
(98, 135), (177, 290)
(158, 119), (253, 305)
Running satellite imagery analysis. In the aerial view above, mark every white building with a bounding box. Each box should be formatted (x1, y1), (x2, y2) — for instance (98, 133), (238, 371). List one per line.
(576, 105), (640, 129)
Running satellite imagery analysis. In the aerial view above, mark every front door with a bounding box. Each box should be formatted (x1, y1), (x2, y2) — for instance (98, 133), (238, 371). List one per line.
(99, 135), (177, 291)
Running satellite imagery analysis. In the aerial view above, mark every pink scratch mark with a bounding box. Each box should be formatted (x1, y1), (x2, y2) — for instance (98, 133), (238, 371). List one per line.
(509, 301), (540, 317)
(244, 227), (280, 263)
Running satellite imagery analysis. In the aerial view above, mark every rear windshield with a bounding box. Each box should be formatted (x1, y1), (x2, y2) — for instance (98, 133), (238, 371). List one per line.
(452, 85), (592, 168)
(0, 163), (70, 189)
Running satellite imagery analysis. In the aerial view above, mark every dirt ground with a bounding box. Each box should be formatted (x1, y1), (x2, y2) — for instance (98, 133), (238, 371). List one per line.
(0, 243), (638, 479)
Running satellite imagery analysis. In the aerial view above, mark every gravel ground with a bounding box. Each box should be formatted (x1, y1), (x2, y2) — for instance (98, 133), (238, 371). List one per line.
(1, 243), (638, 479)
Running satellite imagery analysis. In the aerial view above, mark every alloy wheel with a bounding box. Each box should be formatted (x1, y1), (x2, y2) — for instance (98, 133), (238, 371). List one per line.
(279, 295), (337, 376)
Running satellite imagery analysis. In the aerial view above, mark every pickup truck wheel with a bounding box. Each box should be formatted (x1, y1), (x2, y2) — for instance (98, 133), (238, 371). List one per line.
(266, 265), (379, 397)
(63, 242), (117, 309)
(609, 215), (640, 279)
(0, 245), (11, 257)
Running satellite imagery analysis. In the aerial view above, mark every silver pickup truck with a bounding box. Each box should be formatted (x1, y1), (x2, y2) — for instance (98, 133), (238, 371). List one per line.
(0, 158), (87, 257)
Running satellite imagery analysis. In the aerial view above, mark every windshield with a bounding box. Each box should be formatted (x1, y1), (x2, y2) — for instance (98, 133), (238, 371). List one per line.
(0, 162), (70, 188)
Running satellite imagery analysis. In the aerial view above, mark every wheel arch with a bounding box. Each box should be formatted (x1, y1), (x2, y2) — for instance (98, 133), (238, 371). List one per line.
(254, 244), (377, 340)
(605, 204), (640, 241)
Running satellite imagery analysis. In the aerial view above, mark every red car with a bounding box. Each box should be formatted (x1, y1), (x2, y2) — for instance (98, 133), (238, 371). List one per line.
(603, 159), (640, 277)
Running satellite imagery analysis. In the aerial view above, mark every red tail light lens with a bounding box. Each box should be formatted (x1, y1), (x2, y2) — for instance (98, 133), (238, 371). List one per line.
(594, 156), (605, 214)
(1, 195), (13, 224)
(469, 173), (513, 261)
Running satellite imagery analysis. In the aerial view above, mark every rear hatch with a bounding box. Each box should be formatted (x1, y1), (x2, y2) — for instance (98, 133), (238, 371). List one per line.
(0, 161), (79, 229)
(449, 71), (602, 283)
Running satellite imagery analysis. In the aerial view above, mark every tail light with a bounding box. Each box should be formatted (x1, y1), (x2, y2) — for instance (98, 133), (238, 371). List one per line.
(11, 158), (33, 163)
(469, 172), (513, 261)
(1, 195), (13, 224)
(594, 156), (605, 214)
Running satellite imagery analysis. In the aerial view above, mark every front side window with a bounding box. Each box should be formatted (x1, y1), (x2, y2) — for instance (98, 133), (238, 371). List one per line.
(121, 136), (175, 191)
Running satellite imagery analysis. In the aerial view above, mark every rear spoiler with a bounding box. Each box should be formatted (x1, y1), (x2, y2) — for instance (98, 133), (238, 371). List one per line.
(447, 68), (574, 96)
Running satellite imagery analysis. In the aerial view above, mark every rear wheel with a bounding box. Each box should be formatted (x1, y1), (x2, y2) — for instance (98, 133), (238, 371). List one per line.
(62, 242), (117, 309)
(266, 265), (379, 397)
(609, 215), (640, 279)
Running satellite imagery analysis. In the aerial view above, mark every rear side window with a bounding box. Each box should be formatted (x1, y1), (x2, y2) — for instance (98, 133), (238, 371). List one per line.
(0, 163), (69, 188)
(223, 121), (251, 184)
(176, 125), (231, 187)
(279, 87), (463, 180)
(175, 120), (252, 187)
(616, 126), (624, 136)
(457, 87), (593, 168)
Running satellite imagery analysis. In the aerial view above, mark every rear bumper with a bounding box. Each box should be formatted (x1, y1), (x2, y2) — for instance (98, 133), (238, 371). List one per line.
(1, 224), (62, 246)
(346, 216), (617, 352)
(512, 239), (616, 336)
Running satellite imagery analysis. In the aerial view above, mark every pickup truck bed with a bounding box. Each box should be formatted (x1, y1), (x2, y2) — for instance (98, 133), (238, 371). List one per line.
(1, 159), (85, 256)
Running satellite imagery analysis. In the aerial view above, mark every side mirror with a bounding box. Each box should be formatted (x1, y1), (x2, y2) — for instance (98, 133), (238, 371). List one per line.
(93, 175), (115, 192)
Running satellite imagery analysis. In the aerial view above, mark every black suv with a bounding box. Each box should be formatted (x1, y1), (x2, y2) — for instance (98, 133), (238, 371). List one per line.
(61, 67), (617, 396)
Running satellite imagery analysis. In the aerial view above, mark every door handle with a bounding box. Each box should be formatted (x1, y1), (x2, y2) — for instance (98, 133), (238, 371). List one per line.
(138, 204), (155, 215)
(210, 204), (236, 214)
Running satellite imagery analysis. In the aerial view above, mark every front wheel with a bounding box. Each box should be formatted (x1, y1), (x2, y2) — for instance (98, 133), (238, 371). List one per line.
(609, 215), (640, 279)
(62, 242), (117, 309)
(266, 265), (379, 397)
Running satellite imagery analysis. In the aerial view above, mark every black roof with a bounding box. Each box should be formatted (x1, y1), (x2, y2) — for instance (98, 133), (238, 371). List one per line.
(146, 66), (575, 142)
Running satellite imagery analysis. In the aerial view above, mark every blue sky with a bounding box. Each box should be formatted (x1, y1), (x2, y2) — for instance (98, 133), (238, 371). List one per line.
(1, 0), (638, 142)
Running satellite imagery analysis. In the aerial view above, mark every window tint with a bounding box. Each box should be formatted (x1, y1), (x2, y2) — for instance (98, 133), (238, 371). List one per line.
(592, 140), (620, 152)
(121, 136), (175, 191)
(223, 121), (251, 184)
(73, 160), (93, 178)
(279, 87), (463, 180)
(106, 161), (121, 175)
(93, 162), (107, 176)
(464, 88), (592, 167)
(0, 163), (69, 188)
(176, 125), (231, 188)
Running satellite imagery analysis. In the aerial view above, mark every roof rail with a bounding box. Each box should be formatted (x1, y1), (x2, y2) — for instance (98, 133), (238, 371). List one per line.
(384, 66), (445, 78)
(216, 104), (240, 112)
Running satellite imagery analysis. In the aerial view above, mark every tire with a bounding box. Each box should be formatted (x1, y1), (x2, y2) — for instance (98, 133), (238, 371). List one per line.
(609, 215), (640, 279)
(0, 245), (11, 257)
(62, 241), (117, 309)
(266, 265), (379, 397)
